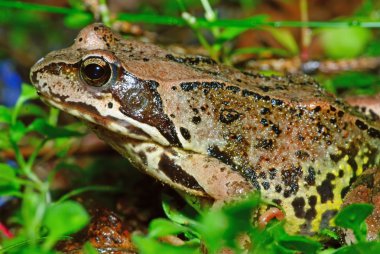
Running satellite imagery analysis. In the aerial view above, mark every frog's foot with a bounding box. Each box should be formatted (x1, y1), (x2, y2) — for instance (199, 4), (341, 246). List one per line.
(341, 168), (380, 243)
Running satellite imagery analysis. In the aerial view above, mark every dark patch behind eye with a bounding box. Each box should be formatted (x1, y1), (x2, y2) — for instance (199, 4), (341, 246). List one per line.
(158, 154), (204, 191)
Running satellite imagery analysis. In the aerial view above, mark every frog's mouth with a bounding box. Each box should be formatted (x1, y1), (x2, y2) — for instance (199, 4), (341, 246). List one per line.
(38, 94), (153, 143)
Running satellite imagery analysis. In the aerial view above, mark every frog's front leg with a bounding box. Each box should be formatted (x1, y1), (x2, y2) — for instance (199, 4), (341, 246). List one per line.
(341, 167), (380, 243)
(96, 132), (254, 201)
(134, 143), (254, 200)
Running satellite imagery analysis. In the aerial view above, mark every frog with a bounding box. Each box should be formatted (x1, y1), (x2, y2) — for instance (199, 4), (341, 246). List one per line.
(30, 23), (380, 236)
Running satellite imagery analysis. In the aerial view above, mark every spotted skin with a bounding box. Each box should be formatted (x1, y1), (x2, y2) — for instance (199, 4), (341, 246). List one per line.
(30, 23), (380, 235)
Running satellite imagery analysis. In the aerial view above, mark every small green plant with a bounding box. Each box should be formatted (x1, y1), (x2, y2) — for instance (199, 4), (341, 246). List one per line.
(0, 84), (90, 253)
(133, 194), (380, 254)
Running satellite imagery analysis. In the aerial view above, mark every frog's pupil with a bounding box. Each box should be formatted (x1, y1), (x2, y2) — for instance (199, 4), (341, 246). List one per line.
(80, 58), (112, 87)
(85, 64), (104, 80)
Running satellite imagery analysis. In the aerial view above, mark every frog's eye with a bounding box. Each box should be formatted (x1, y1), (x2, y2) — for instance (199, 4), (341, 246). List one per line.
(80, 57), (112, 87)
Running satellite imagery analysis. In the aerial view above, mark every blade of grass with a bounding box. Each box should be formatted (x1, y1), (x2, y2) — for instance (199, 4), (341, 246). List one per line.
(56, 185), (118, 203)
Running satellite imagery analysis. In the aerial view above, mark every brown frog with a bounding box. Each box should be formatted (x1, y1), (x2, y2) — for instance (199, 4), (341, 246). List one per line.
(30, 23), (380, 236)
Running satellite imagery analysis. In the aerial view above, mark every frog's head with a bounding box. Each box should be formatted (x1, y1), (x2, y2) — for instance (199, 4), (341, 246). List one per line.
(30, 23), (189, 147)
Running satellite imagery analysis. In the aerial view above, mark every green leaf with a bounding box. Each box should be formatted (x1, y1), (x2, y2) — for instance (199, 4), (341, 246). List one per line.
(216, 15), (268, 44)
(19, 104), (47, 118)
(43, 201), (89, 237)
(319, 228), (339, 240)
(21, 188), (47, 240)
(0, 105), (12, 124)
(335, 203), (373, 242)
(250, 220), (291, 254)
(331, 72), (378, 89)
(320, 27), (372, 59)
(264, 27), (299, 55)
(54, 137), (75, 158)
(132, 235), (199, 254)
(20, 83), (38, 101)
(64, 13), (93, 28)
(9, 245), (57, 254)
(10, 121), (27, 143)
(278, 235), (322, 254)
(335, 203), (373, 230)
(0, 130), (11, 149)
(148, 218), (190, 238)
(198, 210), (229, 253)
(68, 0), (87, 10)
(0, 163), (20, 196)
(27, 118), (83, 139)
(162, 194), (199, 227)
(199, 192), (261, 252)
(334, 241), (380, 254)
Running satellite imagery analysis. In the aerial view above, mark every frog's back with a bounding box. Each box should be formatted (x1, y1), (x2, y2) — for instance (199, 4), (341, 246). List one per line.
(151, 46), (380, 233)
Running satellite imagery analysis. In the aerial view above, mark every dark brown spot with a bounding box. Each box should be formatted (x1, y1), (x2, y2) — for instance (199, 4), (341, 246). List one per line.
(158, 154), (204, 191)
(260, 118), (269, 126)
(295, 150), (310, 159)
(305, 195), (317, 220)
(355, 119), (368, 130)
(192, 116), (201, 124)
(368, 127), (380, 138)
(207, 145), (234, 166)
(271, 98), (284, 106)
(166, 54), (216, 65)
(180, 82), (200, 91)
(268, 168), (277, 180)
(219, 109), (240, 124)
(255, 139), (273, 150)
(180, 127), (191, 140)
(107, 102), (113, 109)
(242, 90), (263, 100)
(298, 134), (305, 141)
(304, 167), (316, 185)
(317, 173), (335, 203)
(226, 86), (240, 93)
(260, 107), (270, 115)
(313, 106), (321, 113)
(292, 197), (305, 218)
(271, 124), (281, 135)
(262, 181), (270, 190)
(259, 86), (270, 92)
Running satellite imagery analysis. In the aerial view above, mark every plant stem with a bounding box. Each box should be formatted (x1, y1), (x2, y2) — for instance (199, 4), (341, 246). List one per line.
(200, 0), (220, 38)
(99, 0), (111, 26)
(300, 0), (311, 61)
(57, 185), (116, 203)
